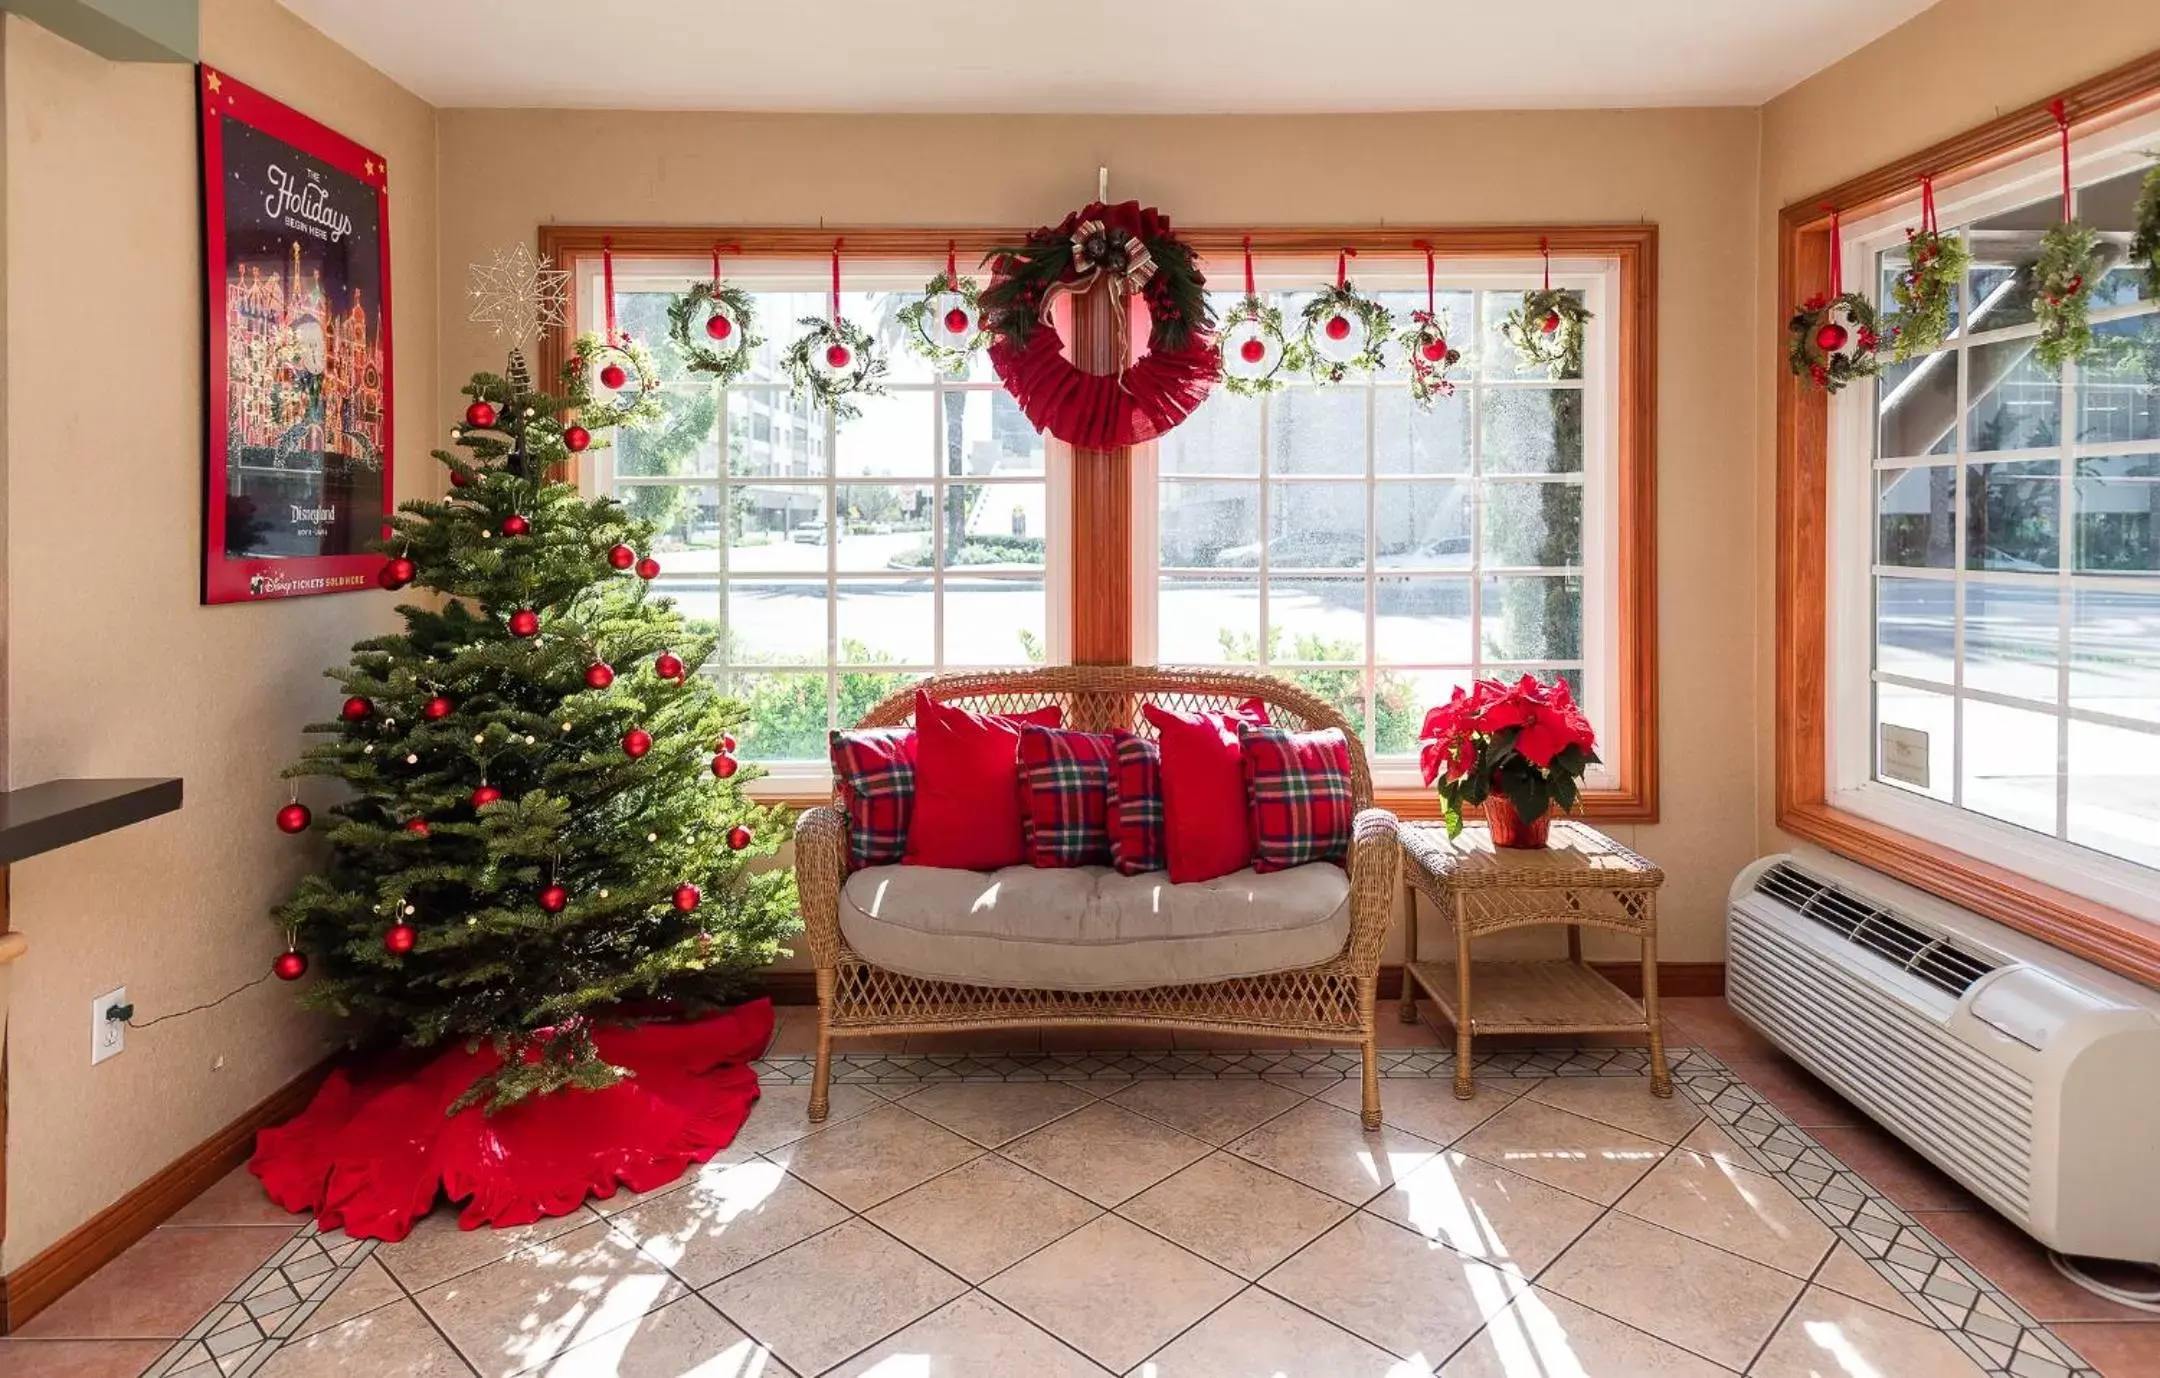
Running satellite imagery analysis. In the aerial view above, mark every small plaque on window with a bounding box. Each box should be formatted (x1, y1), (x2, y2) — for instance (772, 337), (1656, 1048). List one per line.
(1880, 724), (1930, 788)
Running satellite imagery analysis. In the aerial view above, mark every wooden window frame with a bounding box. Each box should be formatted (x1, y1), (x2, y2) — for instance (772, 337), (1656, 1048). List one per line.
(538, 225), (1657, 823)
(1775, 49), (2160, 989)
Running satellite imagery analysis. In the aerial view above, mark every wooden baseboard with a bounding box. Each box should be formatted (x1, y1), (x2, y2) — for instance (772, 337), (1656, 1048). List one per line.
(757, 962), (1724, 1006)
(0, 1056), (333, 1334)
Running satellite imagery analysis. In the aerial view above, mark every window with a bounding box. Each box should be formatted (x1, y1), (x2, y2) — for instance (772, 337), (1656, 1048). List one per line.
(1142, 262), (1621, 786)
(578, 262), (1065, 767)
(1832, 122), (2160, 910)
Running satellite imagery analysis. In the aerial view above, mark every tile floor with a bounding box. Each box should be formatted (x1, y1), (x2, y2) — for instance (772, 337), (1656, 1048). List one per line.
(0, 998), (2155, 1377)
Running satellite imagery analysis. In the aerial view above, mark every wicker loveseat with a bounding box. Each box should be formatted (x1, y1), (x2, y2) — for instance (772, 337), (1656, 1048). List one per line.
(794, 666), (1402, 1128)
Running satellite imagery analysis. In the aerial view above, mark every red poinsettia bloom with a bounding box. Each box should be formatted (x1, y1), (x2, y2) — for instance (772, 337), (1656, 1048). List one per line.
(1803, 293), (1829, 311)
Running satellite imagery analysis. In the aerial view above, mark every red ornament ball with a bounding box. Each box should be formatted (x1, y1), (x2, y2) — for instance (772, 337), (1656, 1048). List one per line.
(424, 695), (453, 720)
(1324, 314), (1353, 341)
(276, 802), (312, 834)
(538, 884), (568, 914)
(943, 306), (971, 335)
(711, 753), (738, 779)
(672, 883), (701, 913)
(272, 950), (309, 982)
(719, 734), (737, 752)
(608, 543), (637, 570)
(450, 469), (473, 489)
(1815, 321), (1850, 353)
(824, 342), (854, 370)
(378, 557), (415, 590)
(1541, 311), (1562, 335)
(622, 727), (653, 758)
(471, 785), (503, 809)
(585, 662), (616, 689)
(563, 424), (591, 453)
(1421, 337), (1450, 362)
(1238, 336), (1267, 365)
(341, 696), (372, 722)
(726, 825), (752, 851)
(383, 923), (417, 955)
(598, 362), (629, 390)
(654, 652), (685, 681)
(635, 557), (661, 580)
(464, 400), (498, 429)
(404, 818), (430, 836)
(502, 514), (530, 538)
(706, 312), (734, 341)
(508, 609), (540, 638)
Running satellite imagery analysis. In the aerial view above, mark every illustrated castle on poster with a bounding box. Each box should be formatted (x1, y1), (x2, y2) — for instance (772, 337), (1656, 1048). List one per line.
(226, 238), (386, 474)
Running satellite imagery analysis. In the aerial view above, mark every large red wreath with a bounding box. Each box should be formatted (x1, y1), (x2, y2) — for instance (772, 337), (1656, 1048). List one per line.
(983, 201), (1220, 449)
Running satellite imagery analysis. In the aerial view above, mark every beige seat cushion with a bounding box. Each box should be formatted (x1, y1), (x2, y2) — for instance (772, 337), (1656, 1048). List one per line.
(837, 862), (1351, 992)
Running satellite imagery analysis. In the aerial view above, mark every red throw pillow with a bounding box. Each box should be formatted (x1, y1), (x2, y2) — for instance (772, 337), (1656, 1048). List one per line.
(1106, 732), (1165, 875)
(904, 693), (1063, 870)
(828, 727), (917, 870)
(1017, 726), (1118, 867)
(1241, 723), (1355, 873)
(1142, 698), (1271, 884)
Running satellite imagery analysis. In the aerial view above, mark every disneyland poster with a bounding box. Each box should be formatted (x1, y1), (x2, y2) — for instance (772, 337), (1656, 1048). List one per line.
(200, 65), (393, 604)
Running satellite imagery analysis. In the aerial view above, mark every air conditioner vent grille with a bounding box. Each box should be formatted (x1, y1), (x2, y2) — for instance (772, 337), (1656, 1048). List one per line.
(1754, 862), (1999, 998)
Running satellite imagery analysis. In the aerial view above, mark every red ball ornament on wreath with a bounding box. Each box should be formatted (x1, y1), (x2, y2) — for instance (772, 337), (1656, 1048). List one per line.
(275, 801), (311, 834)
(272, 949), (309, 982)
(711, 753), (738, 779)
(622, 727), (652, 759)
(464, 400), (498, 430)
(726, 825), (753, 851)
(1238, 336), (1267, 365)
(1815, 321), (1850, 353)
(508, 608), (540, 638)
(538, 884), (568, 914)
(598, 361), (629, 391)
(654, 652), (685, 682)
(943, 306), (971, 335)
(404, 818), (430, 837)
(608, 543), (637, 570)
(383, 923), (417, 955)
(424, 695), (453, 721)
(1324, 313), (1353, 342)
(471, 784), (503, 810)
(705, 310), (734, 342)
(502, 514), (530, 538)
(824, 341), (854, 371)
(636, 557), (661, 581)
(672, 883), (701, 913)
(1421, 336), (1451, 363)
(1541, 311), (1562, 335)
(341, 695), (372, 722)
(584, 662), (616, 690)
(563, 424), (592, 453)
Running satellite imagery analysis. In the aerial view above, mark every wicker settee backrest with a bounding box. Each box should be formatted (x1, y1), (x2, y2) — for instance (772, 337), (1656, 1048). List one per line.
(842, 665), (1373, 807)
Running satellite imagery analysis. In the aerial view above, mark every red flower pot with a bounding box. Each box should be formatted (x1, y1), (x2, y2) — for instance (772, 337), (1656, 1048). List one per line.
(1485, 796), (1553, 848)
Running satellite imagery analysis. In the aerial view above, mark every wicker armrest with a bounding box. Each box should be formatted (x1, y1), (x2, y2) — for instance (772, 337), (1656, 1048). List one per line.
(1343, 806), (1400, 973)
(793, 805), (849, 968)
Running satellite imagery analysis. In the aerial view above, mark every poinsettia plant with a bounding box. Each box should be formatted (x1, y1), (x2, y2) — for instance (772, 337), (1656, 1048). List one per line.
(1418, 675), (1601, 838)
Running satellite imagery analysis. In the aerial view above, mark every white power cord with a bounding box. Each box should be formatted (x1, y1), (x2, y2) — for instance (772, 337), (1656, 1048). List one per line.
(2046, 1251), (2160, 1313)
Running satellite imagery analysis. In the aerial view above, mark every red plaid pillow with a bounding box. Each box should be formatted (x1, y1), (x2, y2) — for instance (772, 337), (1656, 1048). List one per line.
(1106, 731), (1165, 875)
(1240, 723), (1355, 873)
(829, 728), (917, 869)
(1017, 726), (1117, 867)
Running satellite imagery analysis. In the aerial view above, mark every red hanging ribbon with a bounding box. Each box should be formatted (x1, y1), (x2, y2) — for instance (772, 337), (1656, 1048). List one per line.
(830, 237), (844, 323)
(1820, 204), (1843, 297)
(2049, 98), (2072, 223)
(710, 240), (740, 294)
(1413, 239), (1435, 314)
(945, 239), (957, 284)
(1539, 236), (1551, 292)
(1242, 235), (1256, 297)
(1336, 247), (1356, 289)
(601, 235), (620, 345)
(1919, 176), (1937, 235)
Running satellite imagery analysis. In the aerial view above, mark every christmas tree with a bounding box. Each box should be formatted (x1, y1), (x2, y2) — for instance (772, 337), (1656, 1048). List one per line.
(272, 331), (797, 1111)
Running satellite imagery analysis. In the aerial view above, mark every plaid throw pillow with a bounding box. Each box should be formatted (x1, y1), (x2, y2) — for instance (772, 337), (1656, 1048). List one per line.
(1240, 723), (1355, 873)
(829, 727), (917, 869)
(1017, 726), (1117, 867)
(1106, 731), (1166, 875)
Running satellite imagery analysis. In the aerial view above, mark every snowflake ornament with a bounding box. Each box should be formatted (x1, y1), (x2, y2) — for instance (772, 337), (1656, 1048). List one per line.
(468, 244), (571, 353)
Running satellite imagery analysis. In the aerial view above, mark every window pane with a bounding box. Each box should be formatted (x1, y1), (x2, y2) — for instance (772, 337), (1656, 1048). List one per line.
(1964, 583), (2061, 703)
(1482, 575), (1581, 661)
(1374, 482), (1472, 569)
(1270, 386), (1366, 476)
(1484, 481), (1583, 568)
(954, 388), (1044, 476)
(2071, 587), (2160, 724)
(1375, 578), (1473, 664)
(1875, 576), (1953, 684)
(1481, 388), (1584, 474)
(615, 383), (720, 478)
(1374, 386), (1470, 475)
(2076, 317), (2160, 445)
(725, 580), (827, 664)
(731, 671), (829, 762)
(1482, 290), (1584, 381)
(1876, 465), (1956, 568)
(835, 578), (935, 665)
(1268, 578), (1364, 662)
(1161, 389), (1260, 476)
(1966, 460), (2059, 572)
(1962, 698), (2058, 836)
(1266, 481), (1364, 568)
(1161, 480), (1259, 568)
(834, 666), (923, 733)
(726, 386), (824, 478)
(2068, 720), (2160, 868)
(1369, 664), (1429, 756)
(730, 485), (826, 573)
(1160, 577), (1257, 662)
(2080, 168), (2159, 308)
(1965, 196), (2053, 333)
(1965, 337), (2059, 452)
(944, 576), (1046, 666)
(943, 484), (1046, 568)
(2075, 454), (2160, 574)
(655, 576), (718, 641)
(835, 484), (929, 572)
(1875, 353), (1957, 460)
(1874, 681), (1953, 802)
(641, 484), (721, 577)
(833, 388), (934, 477)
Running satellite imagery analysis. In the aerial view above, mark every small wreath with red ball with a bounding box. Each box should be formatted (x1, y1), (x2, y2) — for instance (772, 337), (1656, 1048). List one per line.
(2033, 222), (2103, 372)
(781, 317), (888, 422)
(1885, 226), (1970, 361)
(1397, 310), (1466, 409)
(666, 281), (761, 383)
(1299, 283), (1393, 384)
(1500, 289), (1593, 376)
(1787, 291), (1882, 395)
(896, 271), (989, 373)
(1218, 294), (1305, 396)
(565, 331), (664, 432)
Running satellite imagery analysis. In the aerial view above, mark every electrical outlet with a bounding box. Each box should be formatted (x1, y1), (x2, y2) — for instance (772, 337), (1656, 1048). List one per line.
(92, 986), (126, 1065)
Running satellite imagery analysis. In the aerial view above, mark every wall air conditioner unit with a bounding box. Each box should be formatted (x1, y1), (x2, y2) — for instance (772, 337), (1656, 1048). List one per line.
(1728, 850), (2160, 1265)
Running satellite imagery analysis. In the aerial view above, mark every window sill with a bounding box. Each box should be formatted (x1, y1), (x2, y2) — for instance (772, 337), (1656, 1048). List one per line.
(1379, 786), (1654, 825)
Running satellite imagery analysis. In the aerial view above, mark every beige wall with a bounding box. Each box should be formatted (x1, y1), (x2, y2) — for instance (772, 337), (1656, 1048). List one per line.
(1752, 0), (2160, 860)
(0, 0), (434, 1266)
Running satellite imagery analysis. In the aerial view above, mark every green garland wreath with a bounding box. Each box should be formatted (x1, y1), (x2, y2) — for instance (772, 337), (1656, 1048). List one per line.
(1500, 289), (1593, 376)
(1787, 292), (1882, 395)
(2134, 162), (2160, 303)
(979, 219), (1212, 353)
(665, 281), (761, 383)
(565, 331), (665, 431)
(1217, 294), (1305, 397)
(895, 271), (988, 374)
(1299, 283), (1392, 384)
(1886, 228), (1971, 362)
(1396, 310), (1465, 409)
(781, 316), (888, 422)
(2034, 221), (2104, 372)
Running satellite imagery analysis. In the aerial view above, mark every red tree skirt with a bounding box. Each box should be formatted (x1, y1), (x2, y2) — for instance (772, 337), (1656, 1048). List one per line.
(249, 1000), (773, 1242)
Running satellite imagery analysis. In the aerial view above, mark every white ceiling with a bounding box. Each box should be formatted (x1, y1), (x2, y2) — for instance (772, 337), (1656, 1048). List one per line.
(281, 0), (1941, 114)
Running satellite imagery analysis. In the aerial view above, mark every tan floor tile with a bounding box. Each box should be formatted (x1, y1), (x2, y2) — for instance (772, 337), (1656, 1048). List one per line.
(413, 1217), (687, 1377)
(165, 1165), (308, 1227)
(1526, 1076), (1706, 1145)
(1615, 1145), (1833, 1279)
(2056, 1320), (2160, 1377)
(866, 1153), (1101, 1283)
(701, 1219), (966, 1375)
(1001, 1101), (1212, 1207)
(826, 1292), (1110, 1377)
(1371, 1149), (1603, 1277)
(609, 1156), (850, 1288)
(15, 1225), (293, 1339)
(763, 1010), (819, 1056)
(0, 1340), (169, 1378)
(1227, 1099), (1444, 1206)
(1318, 1075), (1520, 1148)
(726, 1082), (884, 1156)
(1813, 1243), (1924, 1323)
(1750, 1285), (1987, 1377)
(1661, 998), (1783, 1061)
(1443, 1284), (1736, 1378)
(984, 1215), (1243, 1373)
(1136, 1285), (1431, 1376)
(1539, 1214), (1803, 1371)
(374, 1203), (604, 1293)
(257, 1298), (471, 1376)
(1119, 1152), (1351, 1279)
(1452, 1099), (1667, 1205)
(585, 1146), (763, 1219)
(1107, 1077), (1310, 1145)
(535, 1293), (797, 1377)
(765, 1103), (982, 1210)
(900, 1080), (1096, 1146)
(294, 1257), (405, 1340)
(1260, 1212), (1525, 1365)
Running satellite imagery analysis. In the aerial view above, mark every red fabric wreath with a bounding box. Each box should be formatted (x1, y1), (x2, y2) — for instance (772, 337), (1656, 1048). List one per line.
(249, 1001), (772, 1242)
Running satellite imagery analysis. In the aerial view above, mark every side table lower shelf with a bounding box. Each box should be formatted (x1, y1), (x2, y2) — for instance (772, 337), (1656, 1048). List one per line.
(1406, 958), (1668, 1098)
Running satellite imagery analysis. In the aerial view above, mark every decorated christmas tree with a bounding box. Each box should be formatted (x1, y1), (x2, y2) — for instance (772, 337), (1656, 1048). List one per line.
(271, 293), (797, 1111)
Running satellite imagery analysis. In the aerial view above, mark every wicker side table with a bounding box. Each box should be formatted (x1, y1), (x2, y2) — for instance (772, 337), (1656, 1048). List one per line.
(1398, 820), (1670, 1099)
